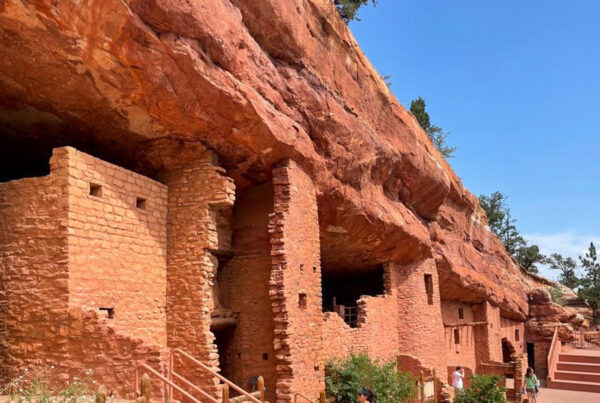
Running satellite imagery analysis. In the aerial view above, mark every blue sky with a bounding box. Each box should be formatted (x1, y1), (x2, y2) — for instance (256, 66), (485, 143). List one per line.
(349, 1), (600, 279)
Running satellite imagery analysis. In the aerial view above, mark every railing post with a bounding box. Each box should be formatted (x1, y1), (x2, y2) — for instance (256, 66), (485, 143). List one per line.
(140, 373), (151, 403)
(222, 383), (230, 403)
(96, 385), (107, 403)
(258, 376), (265, 401)
(433, 368), (437, 403)
(420, 371), (425, 403)
(319, 390), (327, 403)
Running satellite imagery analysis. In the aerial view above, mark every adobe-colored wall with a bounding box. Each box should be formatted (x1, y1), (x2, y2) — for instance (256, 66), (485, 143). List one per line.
(270, 160), (324, 402)
(442, 301), (477, 373)
(64, 148), (168, 346)
(162, 151), (235, 396)
(0, 148), (166, 397)
(217, 183), (277, 401)
(500, 317), (525, 357)
(0, 149), (70, 382)
(473, 302), (503, 365)
(322, 263), (399, 363)
(394, 260), (447, 379)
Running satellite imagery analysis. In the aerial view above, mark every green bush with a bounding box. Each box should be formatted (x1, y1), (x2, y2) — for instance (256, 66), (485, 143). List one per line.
(454, 374), (506, 403)
(325, 353), (416, 403)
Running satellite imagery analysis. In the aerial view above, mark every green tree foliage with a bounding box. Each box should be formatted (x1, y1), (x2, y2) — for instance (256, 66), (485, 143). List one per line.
(410, 97), (456, 159)
(454, 375), (507, 403)
(579, 242), (600, 324)
(478, 192), (545, 273)
(549, 286), (567, 306)
(333, 0), (376, 23)
(325, 353), (416, 403)
(544, 253), (580, 290)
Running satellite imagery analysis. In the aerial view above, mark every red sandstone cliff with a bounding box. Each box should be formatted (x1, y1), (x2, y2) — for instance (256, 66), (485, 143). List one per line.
(0, 0), (568, 321)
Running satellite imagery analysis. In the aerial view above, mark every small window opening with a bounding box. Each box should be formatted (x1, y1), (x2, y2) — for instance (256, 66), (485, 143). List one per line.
(136, 197), (147, 209)
(454, 328), (460, 344)
(262, 353), (269, 361)
(89, 183), (102, 197)
(299, 293), (307, 310)
(300, 264), (304, 272)
(314, 365), (320, 371)
(424, 274), (434, 305)
(515, 329), (520, 341)
(99, 307), (114, 319)
(458, 308), (464, 320)
(313, 266), (317, 273)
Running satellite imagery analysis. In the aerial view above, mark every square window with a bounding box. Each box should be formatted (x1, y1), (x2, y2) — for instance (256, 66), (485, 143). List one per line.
(515, 329), (520, 341)
(299, 293), (307, 310)
(136, 197), (147, 209)
(424, 274), (434, 305)
(454, 328), (460, 344)
(458, 308), (464, 320)
(89, 183), (102, 197)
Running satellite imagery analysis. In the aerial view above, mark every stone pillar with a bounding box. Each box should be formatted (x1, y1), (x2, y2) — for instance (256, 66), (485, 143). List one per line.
(394, 259), (447, 380)
(162, 150), (235, 396)
(269, 160), (323, 402)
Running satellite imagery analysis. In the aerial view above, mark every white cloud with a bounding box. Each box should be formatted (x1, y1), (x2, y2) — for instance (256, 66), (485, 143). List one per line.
(522, 230), (600, 281)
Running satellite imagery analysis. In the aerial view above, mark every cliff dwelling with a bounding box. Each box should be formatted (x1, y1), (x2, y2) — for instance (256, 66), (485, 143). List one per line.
(0, 0), (592, 402)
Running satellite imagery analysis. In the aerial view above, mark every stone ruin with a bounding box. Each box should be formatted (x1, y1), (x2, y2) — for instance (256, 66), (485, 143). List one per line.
(0, 0), (588, 401)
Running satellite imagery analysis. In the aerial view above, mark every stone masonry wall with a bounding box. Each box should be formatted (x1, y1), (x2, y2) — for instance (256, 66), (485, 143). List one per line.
(395, 260), (447, 379)
(473, 302), (503, 366)
(269, 160), (323, 402)
(161, 150), (235, 397)
(218, 183), (277, 401)
(0, 148), (167, 397)
(64, 148), (168, 346)
(442, 301), (477, 373)
(322, 264), (399, 363)
(500, 317), (525, 357)
(0, 149), (69, 381)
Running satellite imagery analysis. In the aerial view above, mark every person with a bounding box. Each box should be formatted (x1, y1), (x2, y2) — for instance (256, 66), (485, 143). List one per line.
(524, 367), (539, 403)
(357, 388), (374, 403)
(451, 366), (464, 390)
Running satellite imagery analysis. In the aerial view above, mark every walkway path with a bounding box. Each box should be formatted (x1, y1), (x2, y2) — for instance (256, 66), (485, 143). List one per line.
(537, 386), (600, 402)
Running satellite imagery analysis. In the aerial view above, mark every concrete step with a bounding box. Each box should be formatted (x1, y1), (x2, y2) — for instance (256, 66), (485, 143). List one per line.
(547, 378), (600, 393)
(558, 361), (600, 373)
(559, 354), (600, 364)
(555, 370), (600, 383)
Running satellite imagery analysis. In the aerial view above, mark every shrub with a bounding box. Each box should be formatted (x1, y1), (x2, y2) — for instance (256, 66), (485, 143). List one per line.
(1, 367), (99, 403)
(325, 353), (416, 403)
(454, 374), (506, 403)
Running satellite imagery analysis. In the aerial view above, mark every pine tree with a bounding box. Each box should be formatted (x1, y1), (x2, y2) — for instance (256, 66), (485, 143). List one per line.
(333, 0), (376, 23)
(544, 253), (580, 290)
(579, 242), (600, 324)
(410, 97), (456, 159)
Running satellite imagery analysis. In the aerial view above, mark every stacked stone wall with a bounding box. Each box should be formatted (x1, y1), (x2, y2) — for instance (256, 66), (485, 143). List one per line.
(162, 151), (235, 396)
(442, 301), (477, 373)
(473, 302), (503, 365)
(269, 160), (323, 402)
(64, 148), (168, 346)
(0, 148), (166, 397)
(395, 260), (447, 378)
(500, 317), (525, 356)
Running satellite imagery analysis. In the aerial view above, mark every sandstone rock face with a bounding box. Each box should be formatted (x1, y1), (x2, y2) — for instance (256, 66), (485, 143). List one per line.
(0, 0), (539, 319)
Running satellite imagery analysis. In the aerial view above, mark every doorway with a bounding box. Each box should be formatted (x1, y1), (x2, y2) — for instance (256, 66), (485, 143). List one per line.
(527, 343), (535, 370)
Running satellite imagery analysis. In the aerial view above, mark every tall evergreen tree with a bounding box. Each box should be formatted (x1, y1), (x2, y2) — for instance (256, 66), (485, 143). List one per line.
(478, 191), (545, 273)
(544, 253), (580, 290)
(410, 97), (456, 158)
(579, 242), (600, 324)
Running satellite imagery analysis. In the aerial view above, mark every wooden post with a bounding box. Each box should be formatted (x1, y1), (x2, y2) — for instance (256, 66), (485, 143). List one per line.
(433, 368), (437, 403)
(319, 390), (327, 403)
(96, 385), (107, 403)
(420, 371), (425, 403)
(258, 376), (265, 401)
(140, 373), (151, 403)
(222, 383), (230, 403)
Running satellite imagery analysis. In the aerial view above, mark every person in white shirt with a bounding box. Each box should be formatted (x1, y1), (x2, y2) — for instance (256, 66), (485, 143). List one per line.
(452, 366), (465, 390)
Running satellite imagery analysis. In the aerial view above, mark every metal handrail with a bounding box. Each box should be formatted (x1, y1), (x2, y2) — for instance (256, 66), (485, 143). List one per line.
(171, 348), (264, 403)
(136, 363), (212, 403)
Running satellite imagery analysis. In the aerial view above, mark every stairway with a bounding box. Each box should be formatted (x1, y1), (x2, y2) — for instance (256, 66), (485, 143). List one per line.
(547, 350), (600, 393)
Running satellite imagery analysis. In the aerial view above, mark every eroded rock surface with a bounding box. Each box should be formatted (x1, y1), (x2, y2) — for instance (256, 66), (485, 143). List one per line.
(0, 0), (565, 319)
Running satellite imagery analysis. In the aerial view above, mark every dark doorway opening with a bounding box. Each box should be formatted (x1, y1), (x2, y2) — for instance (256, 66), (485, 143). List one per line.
(527, 343), (535, 370)
(502, 337), (516, 363)
(213, 327), (237, 383)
